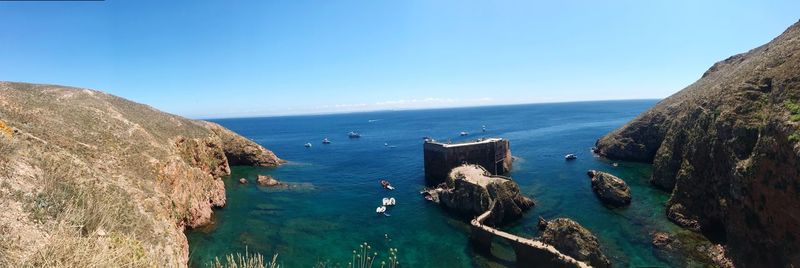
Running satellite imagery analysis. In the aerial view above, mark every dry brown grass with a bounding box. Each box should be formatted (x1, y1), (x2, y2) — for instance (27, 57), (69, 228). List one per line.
(1, 154), (163, 267)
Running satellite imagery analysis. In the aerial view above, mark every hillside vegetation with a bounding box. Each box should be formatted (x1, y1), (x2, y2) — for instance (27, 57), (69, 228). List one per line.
(0, 82), (282, 267)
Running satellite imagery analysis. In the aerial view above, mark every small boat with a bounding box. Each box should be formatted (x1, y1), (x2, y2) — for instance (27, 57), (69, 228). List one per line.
(460, 131), (469, 136)
(482, 125), (486, 132)
(384, 142), (389, 147)
(348, 131), (361, 138)
(304, 143), (312, 148)
(376, 206), (387, 214)
(380, 180), (395, 190)
(322, 138), (331, 144)
(612, 162), (619, 167)
(565, 154), (577, 160)
(382, 197), (396, 206)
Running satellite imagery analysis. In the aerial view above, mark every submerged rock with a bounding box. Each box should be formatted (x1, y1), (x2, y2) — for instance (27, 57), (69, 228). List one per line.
(256, 175), (281, 186)
(438, 164), (533, 225)
(539, 218), (611, 268)
(587, 170), (631, 207)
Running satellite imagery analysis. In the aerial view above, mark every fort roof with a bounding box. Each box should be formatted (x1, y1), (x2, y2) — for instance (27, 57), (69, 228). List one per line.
(426, 137), (503, 148)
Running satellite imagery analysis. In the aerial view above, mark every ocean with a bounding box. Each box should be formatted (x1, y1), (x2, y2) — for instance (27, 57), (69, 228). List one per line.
(187, 100), (699, 267)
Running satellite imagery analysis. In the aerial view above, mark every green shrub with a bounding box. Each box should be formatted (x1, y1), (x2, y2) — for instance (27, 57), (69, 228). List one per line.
(789, 133), (800, 143)
(210, 250), (278, 268)
(786, 100), (800, 121)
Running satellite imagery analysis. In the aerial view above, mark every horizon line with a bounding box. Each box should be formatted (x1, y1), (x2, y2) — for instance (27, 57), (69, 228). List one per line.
(198, 98), (662, 121)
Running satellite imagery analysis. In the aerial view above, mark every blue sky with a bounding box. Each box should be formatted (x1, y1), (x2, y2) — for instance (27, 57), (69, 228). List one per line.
(1, 1), (798, 118)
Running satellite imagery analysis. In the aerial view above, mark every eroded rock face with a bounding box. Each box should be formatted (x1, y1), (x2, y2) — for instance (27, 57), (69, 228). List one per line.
(0, 82), (281, 267)
(587, 170), (631, 207)
(438, 164), (533, 225)
(594, 21), (800, 266)
(539, 218), (611, 268)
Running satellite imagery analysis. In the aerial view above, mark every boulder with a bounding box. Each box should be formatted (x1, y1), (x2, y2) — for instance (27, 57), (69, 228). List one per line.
(587, 170), (631, 207)
(438, 164), (533, 225)
(256, 175), (281, 186)
(539, 218), (611, 268)
(238, 178), (248, 184)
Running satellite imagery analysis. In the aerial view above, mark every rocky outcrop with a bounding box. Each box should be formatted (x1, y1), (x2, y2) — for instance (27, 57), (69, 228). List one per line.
(0, 82), (281, 267)
(650, 231), (734, 268)
(594, 21), (800, 266)
(256, 174), (281, 186)
(539, 218), (611, 268)
(587, 170), (631, 207)
(438, 164), (533, 225)
(203, 121), (284, 167)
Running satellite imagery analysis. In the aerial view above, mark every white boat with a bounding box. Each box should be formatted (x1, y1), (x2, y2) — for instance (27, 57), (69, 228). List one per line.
(376, 206), (387, 214)
(460, 131), (469, 136)
(348, 131), (361, 138)
(322, 138), (331, 144)
(304, 143), (312, 148)
(482, 125), (486, 132)
(382, 197), (396, 206)
(565, 154), (577, 160)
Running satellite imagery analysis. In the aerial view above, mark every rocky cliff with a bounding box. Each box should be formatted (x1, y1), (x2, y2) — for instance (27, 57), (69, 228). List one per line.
(0, 82), (281, 267)
(595, 21), (800, 267)
(438, 164), (534, 225)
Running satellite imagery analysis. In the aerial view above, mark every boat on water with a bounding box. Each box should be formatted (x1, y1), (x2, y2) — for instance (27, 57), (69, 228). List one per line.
(459, 131), (469, 136)
(482, 125), (486, 132)
(322, 138), (331, 144)
(348, 131), (361, 138)
(380, 179), (395, 190)
(304, 143), (312, 148)
(382, 197), (396, 206)
(565, 153), (577, 160)
(376, 206), (386, 214)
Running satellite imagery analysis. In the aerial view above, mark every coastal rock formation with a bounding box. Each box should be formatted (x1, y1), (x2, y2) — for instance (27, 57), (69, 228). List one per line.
(438, 164), (533, 225)
(539, 218), (611, 268)
(594, 21), (800, 266)
(203, 121), (284, 167)
(650, 231), (735, 268)
(587, 170), (631, 207)
(256, 174), (281, 186)
(0, 82), (281, 267)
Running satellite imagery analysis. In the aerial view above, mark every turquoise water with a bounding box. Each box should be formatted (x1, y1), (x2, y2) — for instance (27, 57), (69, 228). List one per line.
(187, 100), (691, 267)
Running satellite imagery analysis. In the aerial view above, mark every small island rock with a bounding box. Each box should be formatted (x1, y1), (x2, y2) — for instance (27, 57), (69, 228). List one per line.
(587, 170), (631, 207)
(256, 175), (281, 186)
(540, 218), (611, 268)
(438, 164), (534, 225)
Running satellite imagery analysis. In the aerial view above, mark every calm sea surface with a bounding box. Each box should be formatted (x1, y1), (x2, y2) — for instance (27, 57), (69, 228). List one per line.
(188, 100), (693, 267)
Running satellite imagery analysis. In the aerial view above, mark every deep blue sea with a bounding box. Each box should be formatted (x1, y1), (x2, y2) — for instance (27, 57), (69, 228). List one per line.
(187, 100), (701, 267)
